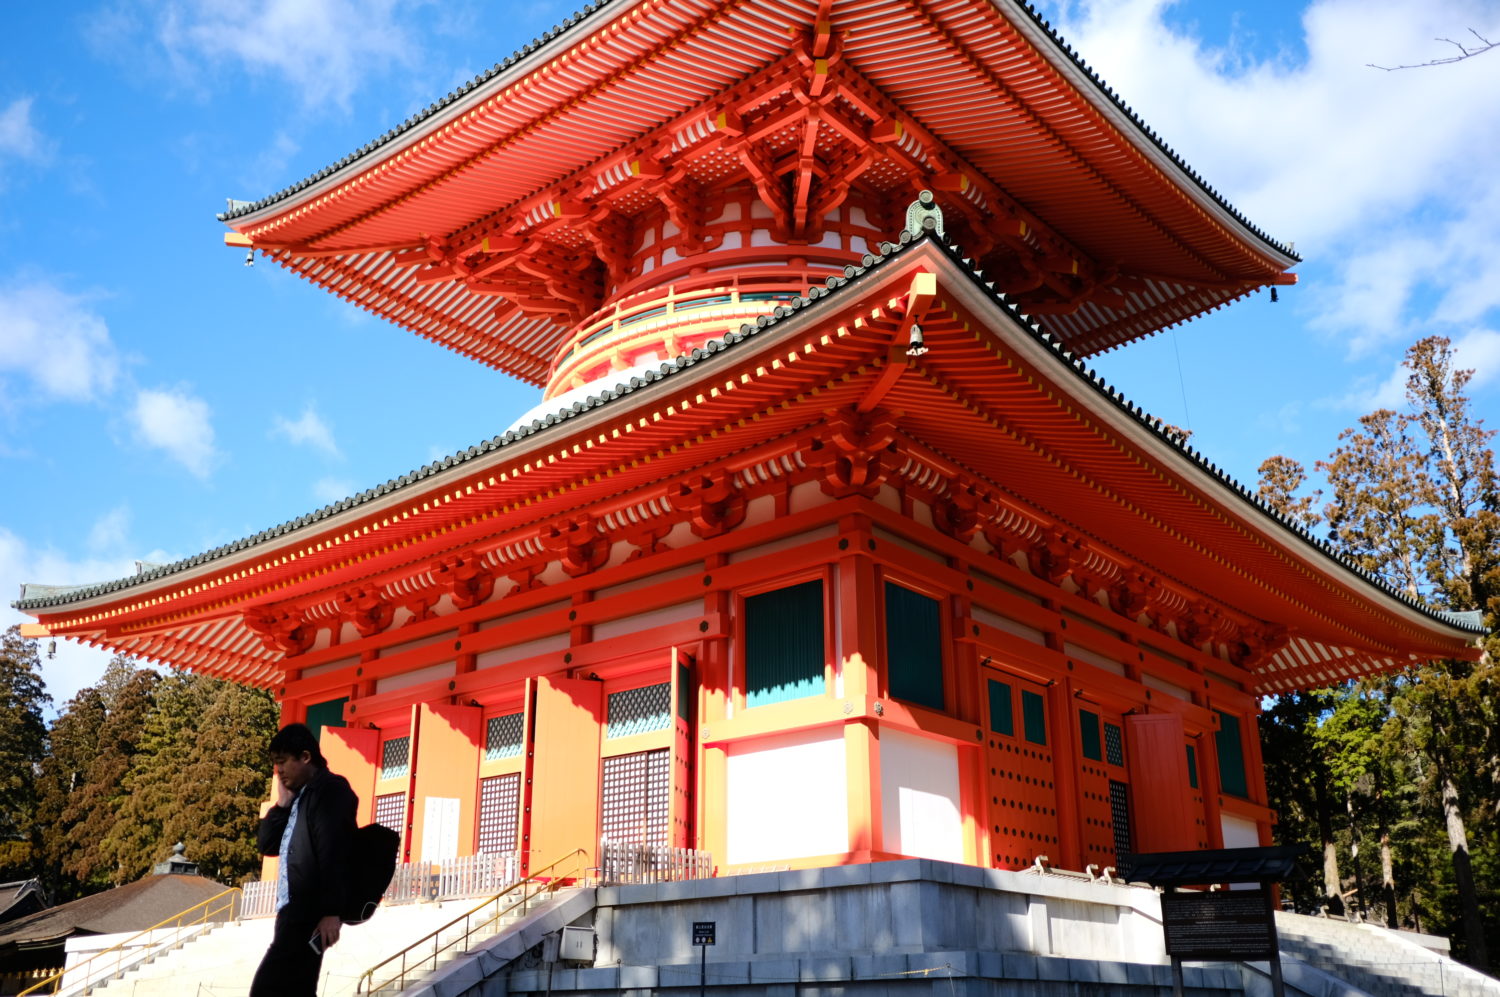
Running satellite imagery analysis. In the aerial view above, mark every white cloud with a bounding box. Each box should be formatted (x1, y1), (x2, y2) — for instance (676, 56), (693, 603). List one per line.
(130, 386), (218, 477)
(149, 0), (422, 109)
(0, 526), (174, 715)
(1047, 0), (1500, 354)
(86, 506), (132, 553)
(0, 97), (47, 161)
(273, 406), (340, 456)
(312, 476), (356, 504)
(0, 279), (120, 402)
(1453, 328), (1500, 392)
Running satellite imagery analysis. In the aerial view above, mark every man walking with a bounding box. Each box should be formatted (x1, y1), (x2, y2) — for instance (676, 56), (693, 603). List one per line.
(251, 723), (359, 996)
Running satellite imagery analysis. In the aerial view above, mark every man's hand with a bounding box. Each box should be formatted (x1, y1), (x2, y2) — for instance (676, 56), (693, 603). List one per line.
(315, 914), (341, 951)
(276, 780), (295, 809)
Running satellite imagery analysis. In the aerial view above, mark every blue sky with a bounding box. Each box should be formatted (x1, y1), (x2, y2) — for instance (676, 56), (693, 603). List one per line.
(3, 0), (1497, 710)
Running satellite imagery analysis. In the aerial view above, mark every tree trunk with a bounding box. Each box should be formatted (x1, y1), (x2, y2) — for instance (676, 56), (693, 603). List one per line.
(1379, 825), (1398, 929)
(1315, 778), (1343, 915)
(1439, 763), (1489, 969)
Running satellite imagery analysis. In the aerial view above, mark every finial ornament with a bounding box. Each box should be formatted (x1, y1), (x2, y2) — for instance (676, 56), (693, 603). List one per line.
(905, 189), (944, 237)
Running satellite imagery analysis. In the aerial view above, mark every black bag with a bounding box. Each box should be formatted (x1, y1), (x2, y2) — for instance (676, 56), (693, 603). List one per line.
(342, 823), (400, 924)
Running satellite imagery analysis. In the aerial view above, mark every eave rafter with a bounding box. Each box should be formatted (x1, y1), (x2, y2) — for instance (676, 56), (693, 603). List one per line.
(237, 28), (1277, 346)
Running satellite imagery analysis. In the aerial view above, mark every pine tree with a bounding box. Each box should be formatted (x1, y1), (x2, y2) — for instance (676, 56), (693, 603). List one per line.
(0, 626), (50, 879)
(34, 687), (106, 899)
(59, 663), (158, 887)
(1309, 337), (1497, 966)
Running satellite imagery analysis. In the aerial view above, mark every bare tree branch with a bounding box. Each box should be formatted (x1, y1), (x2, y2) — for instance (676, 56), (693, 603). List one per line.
(1368, 29), (1496, 70)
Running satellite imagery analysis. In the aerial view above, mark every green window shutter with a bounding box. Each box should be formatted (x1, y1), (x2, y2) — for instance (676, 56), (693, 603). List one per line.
(1021, 689), (1047, 746)
(1079, 709), (1101, 761)
(305, 697), (347, 741)
(884, 582), (944, 711)
(1186, 744), (1199, 789)
(1215, 711), (1248, 798)
(988, 679), (1014, 736)
(745, 580), (825, 707)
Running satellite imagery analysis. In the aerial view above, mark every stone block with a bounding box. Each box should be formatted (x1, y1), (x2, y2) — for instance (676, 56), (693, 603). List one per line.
(800, 957), (852, 982)
(750, 958), (801, 985)
(821, 864), (873, 888)
(575, 966), (620, 990)
(620, 964), (657, 989)
(732, 872), (782, 896)
(1035, 956), (1069, 982)
(881, 859), (928, 883)
(976, 951), (1004, 979)
(1064, 958), (1099, 983)
(852, 953), (907, 980)
(778, 868), (824, 892)
(708, 960), (751, 984)
(656, 880), (695, 902)
(1095, 960), (1128, 986)
(616, 883), (659, 906)
(1001, 952), (1037, 980)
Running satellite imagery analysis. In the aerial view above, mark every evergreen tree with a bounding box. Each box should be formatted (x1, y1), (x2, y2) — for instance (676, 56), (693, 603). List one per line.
(33, 686), (107, 900)
(1262, 336), (1498, 966)
(59, 663), (158, 887)
(0, 626), (50, 879)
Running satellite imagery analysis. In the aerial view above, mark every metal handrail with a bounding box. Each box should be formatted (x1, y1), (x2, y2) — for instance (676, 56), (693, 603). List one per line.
(19, 887), (241, 996)
(354, 849), (589, 995)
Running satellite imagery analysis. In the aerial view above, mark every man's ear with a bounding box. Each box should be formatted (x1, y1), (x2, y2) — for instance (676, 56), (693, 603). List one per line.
(300, 750), (313, 764)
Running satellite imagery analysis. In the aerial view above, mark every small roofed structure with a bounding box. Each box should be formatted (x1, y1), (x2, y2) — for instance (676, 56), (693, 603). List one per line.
(0, 881), (47, 926)
(0, 870), (228, 989)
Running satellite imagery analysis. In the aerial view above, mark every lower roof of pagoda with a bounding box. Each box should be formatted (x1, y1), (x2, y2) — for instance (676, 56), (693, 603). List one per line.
(19, 233), (1471, 695)
(220, 0), (1298, 384)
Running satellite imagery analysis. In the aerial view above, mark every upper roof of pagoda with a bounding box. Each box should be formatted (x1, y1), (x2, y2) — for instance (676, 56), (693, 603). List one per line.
(17, 231), (1473, 697)
(219, 0), (1298, 386)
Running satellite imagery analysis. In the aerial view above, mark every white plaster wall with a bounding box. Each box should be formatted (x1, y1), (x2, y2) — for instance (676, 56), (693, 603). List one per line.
(375, 660), (453, 694)
(880, 729), (965, 863)
(726, 728), (848, 864)
(592, 600), (699, 642)
(474, 632), (570, 670)
(1221, 812), (1259, 849)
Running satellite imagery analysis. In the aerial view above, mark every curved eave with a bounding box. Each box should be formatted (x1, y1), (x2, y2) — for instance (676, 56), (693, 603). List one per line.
(217, 0), (1295, 370)
(22, 235), (1463, 694)
(220, 0), (1295, 267)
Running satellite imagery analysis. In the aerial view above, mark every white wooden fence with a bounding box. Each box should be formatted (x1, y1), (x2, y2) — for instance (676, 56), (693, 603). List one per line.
(598, 840), (713, 884)
(239, 852), (520, 919)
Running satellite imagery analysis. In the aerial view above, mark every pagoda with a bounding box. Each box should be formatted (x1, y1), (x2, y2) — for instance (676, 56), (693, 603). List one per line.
(18, 0), (1480, 881)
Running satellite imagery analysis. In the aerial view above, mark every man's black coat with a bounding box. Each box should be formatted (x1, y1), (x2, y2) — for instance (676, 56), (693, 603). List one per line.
(257, 767), (359, 920)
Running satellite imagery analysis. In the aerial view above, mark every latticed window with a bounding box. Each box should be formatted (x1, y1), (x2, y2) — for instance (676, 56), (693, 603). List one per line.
(606, 683), (672, 739)
(374, 792), (406, 837)
(484, 714), (525, 760)
(380, 736), (410, 779)
(600, 749), (670, 845)
(1104, 722), (1124, 767)
(1109, 780), (1132, 860)
(477, 773), (521, 854)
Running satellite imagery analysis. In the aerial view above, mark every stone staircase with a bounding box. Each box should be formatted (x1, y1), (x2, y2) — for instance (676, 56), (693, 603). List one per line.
(1274, 912), (1500, 997)
(75, 901), (476, 996)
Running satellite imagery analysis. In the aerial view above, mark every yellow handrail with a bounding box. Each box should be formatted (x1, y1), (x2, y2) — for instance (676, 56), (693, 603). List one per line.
(20, 887), (241, 996)
(355, 849), (590, 995)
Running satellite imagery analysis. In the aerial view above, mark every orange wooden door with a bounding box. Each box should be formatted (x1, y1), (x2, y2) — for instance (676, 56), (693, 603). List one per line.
(525, 676), (603, 874)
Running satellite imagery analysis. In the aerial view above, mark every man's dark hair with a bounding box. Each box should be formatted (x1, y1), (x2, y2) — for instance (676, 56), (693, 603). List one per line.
(269, 723), (327, 767)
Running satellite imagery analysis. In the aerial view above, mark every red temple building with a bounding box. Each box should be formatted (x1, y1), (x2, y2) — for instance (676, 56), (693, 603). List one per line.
(19, 0), (1481, 883)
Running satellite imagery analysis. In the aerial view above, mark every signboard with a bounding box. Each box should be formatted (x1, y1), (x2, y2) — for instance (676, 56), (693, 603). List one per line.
(1160, 889), (1276, 960)
(692, 921), (716, 945)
